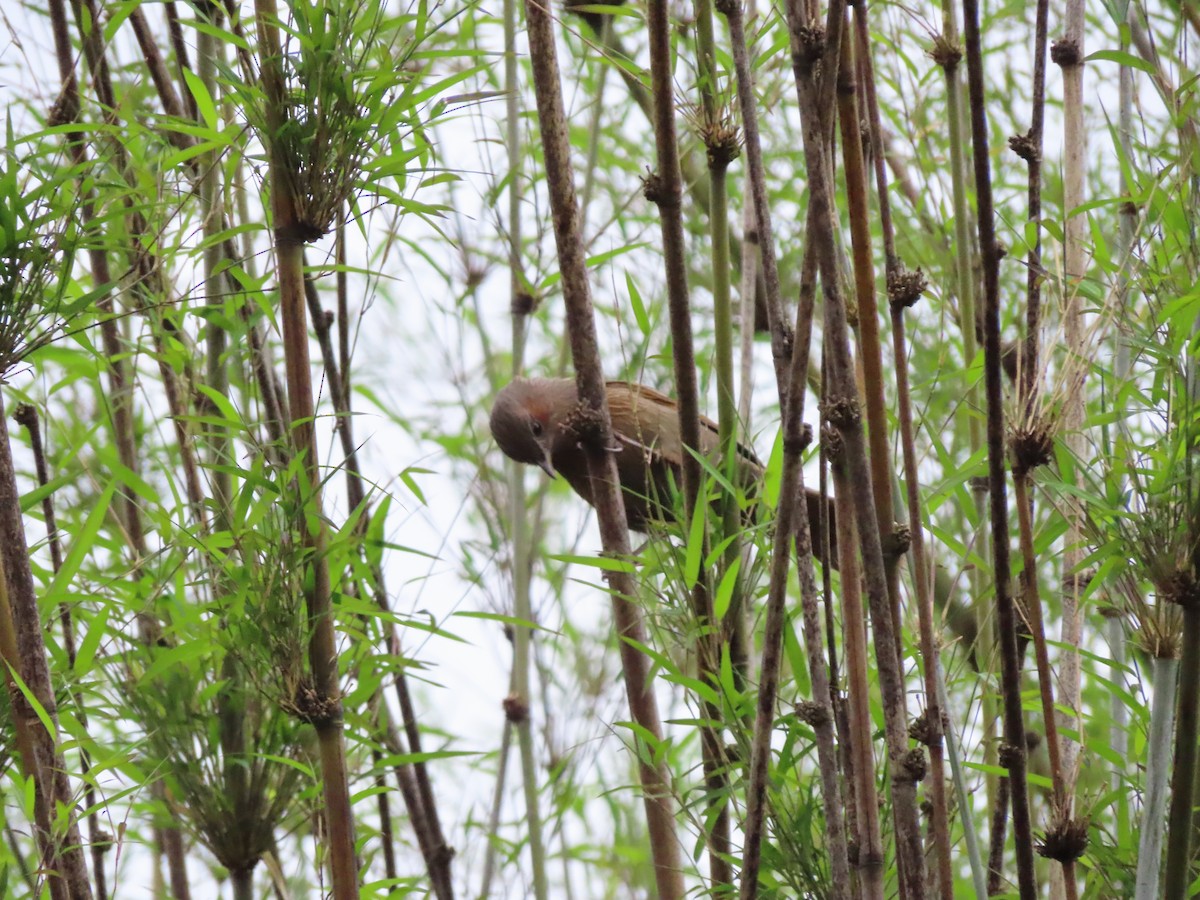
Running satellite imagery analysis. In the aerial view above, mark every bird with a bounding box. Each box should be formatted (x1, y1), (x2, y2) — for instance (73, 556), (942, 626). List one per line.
(489, 377), (835, 562)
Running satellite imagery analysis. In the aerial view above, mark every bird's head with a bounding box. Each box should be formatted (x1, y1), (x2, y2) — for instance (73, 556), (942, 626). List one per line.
(489, 379), (561, 478)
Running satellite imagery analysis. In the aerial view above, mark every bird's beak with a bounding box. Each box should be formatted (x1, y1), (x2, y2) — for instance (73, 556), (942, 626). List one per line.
(537, 455), (557, 479)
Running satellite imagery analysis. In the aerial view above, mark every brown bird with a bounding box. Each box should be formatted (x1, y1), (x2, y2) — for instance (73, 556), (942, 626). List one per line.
(489, 377), (835, 561)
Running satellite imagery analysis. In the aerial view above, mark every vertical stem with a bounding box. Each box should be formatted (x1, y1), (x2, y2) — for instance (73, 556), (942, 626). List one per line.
(831, 451), (885, 900)
(1056, 0), (1088, 816)
(1165, 609), (1200, 898)
(646, 0), (728, 886)
(835, 12), (900, 636)
(0, 392), (93, 900)
(853, 2), (958, 888)
(937, 0), (997, 824)
(889, 299), (955, 900)
(522, 1), (685, 894)
(1013, 472), (1078, 899)
(1135, 655), (1178, 900)
(961, 0), (1038, 893)
(504, 0), (547, 889)
(16, 405), (108, 900)
(253, 5), (360, 897)
(788, 10), (926, 898)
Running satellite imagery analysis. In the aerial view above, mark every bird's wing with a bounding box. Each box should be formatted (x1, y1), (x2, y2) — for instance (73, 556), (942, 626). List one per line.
(606, 380), (762, 473)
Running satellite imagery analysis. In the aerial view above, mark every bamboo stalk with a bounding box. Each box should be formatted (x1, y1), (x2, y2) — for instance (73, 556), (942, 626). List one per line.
(961, 0), (1038, 892)
(522, 2), (685, 893)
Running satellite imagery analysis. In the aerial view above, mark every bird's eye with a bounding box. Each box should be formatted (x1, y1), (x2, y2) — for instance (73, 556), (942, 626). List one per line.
(530, 419), (543, 437)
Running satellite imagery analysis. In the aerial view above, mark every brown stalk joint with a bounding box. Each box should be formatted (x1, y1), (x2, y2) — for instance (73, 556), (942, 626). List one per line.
(1050, 38), (1082, 68)
(563, 401), (609, 451)
(705, 126), (742, 171)
(928, 36), (962, 72)
(1157, 570), (1200, 608)
(511, 290), (538, 316)
(1062, 568), (1094, 595)
(274, 221), (324, 247)
(821, 395), (861, 428)
(1009, 427), (1054, 476)
(641, 170), (679, 210)
(782, 424), (813, 456)
(1036, 814), (1090, 863)
(1009, 131), (1040, 163)
(795, 699), (831, 727)
(286, 678), (344, 727)
(899, 747), (928, 783)
(820, 423), (845, 461)
(503, 692), (530, 724)
(997, 741), (1024, 770)
(792, 25), (825, 71)
(887, 266), (928, 310)
(48, 93), (81, 128)
(713, 0), (740, 19)
(908, 709), (935, 746)
(13, 403), (37, 429)
(883, 523), (911, 558)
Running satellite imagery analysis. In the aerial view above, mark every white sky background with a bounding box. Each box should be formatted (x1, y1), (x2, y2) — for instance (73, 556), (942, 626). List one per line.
(0, 0), (1183, 896)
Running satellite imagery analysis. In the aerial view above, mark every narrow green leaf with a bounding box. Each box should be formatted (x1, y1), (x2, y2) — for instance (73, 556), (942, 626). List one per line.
(713, 557), (741, 620)
(684, 500), (706, 589)
(181, 68), (219, 133)
(626, 272), (650, 336)
(47, 481), (117, 601)
(549, 553), (637, 573)
(73, 606), (109, 676)
(1084, 49), (1156, 75)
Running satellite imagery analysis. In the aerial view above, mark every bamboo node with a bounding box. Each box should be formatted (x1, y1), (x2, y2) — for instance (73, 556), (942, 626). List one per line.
(703, 119), (742, 171)
(1050, 38), (1082, 68)
(1036, 812), (1089, 863)
(640, 169), (677, 208)
(794, 699), (831, 727)
(887, 266), (927, 309)
(1009, 425), (1054, 476)
(884, 524), (911, 558)
(1157, 569), (1200, 608)
(562, 401), (608, 451)
(900, 747), (927, 783)
(997, 741), (1023, 769)
(511, 290), (538, 316)
(820, 423), (845, 461)
(783, 423), (813, 455)
(927, 36), (962, 71)
(821, 395), (861, 428)
(283, 677), (343, 726)
(908, 709), (939, 747)
(12, 403), (37, 429)
(1008, 131), (1040, 163)
(792, 24), (825, 70)
(503, 692), (530, 723)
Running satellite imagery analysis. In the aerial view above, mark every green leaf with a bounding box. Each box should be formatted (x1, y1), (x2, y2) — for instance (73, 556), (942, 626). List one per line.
(713, 557), (741, 621)
(548, 553), (637, 573)
(684, 499), (707, 589)
(181, 68), (220, 133)
(46, 481), (117, 602)
(626, 272), (651, 336)
(73, 606), (109, 677)
(1084, 49), (1156, 75)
